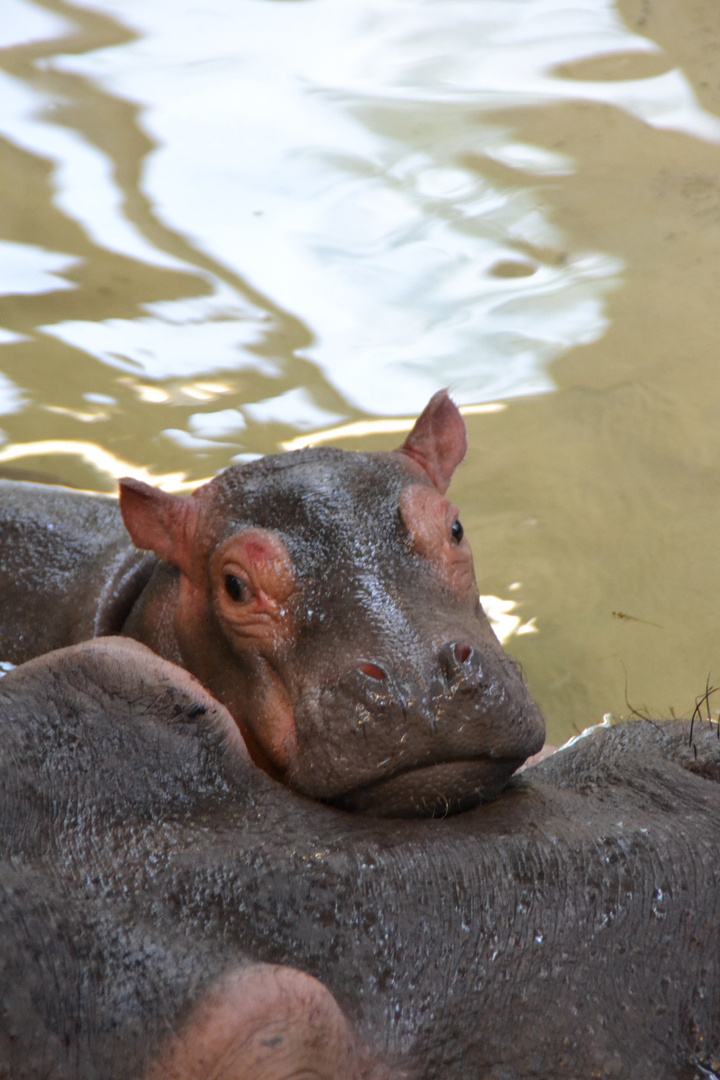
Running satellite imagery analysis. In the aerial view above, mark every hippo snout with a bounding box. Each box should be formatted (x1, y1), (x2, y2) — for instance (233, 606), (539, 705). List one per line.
(351, 640), (486, 721)
(290, 639), (545, 817)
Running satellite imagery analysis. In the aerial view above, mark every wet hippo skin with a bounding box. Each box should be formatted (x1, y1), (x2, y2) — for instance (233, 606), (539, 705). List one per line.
(0, 392), (545, 817)
(1, 638), (718, 1080)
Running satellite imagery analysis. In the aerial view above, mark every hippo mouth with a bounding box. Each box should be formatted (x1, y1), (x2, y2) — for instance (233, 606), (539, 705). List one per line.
(325, 756), (524, 819)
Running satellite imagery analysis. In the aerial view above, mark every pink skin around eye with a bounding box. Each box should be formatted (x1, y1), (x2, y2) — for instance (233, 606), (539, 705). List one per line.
(215, 530), (297, 626)
(399, 485), (476, 598)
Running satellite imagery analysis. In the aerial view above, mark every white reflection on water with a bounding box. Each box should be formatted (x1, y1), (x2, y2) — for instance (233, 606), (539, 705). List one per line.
(0, 68), (187, 272)
(43, 286), (277, 380)
(0, 0), (70, 49)
(3, 0), (720, 424)
(0, 437), (188, 489)
(0, 372), (25, 416)
(0, 239), (78, 298)
(280, 402), (505, 451)
(242, 388), (345, 431)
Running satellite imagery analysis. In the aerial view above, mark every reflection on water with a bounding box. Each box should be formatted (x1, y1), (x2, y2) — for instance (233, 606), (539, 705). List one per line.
(3, 0), (714, 449)
(0, 437), (188, 489)
(2, 0), (720, 739)
(0, 0), (640, 451)
(280, 401), (505, 451)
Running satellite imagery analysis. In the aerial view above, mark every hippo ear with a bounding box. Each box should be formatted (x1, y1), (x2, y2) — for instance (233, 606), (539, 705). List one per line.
(395, 390), (467, 493)
(119, 478), (199, 579)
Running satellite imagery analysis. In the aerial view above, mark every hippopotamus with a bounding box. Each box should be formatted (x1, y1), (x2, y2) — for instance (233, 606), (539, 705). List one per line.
(1, 638), (719, 1079)
(0, 392), (544, 816)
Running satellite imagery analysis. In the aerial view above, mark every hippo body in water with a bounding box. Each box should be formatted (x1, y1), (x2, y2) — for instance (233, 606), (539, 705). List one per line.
(1, 638), (719, 1080)
(0, 393), (544, 816)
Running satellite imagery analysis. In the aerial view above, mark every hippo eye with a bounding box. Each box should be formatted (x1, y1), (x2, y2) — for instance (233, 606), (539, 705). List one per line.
(451, 519), (464, 544)
(224, 574), (247, 602)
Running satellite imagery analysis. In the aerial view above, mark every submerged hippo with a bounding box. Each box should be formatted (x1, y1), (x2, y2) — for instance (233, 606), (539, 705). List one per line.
(0, 392), (544, 816)
(1, 638), (719, 1079)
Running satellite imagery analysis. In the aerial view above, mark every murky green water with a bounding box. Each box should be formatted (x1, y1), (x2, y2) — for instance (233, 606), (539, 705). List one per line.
(2, 0), (720, 744)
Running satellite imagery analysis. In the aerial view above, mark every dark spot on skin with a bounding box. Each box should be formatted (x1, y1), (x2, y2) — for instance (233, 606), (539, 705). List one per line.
(261, 1036), (284, 1048)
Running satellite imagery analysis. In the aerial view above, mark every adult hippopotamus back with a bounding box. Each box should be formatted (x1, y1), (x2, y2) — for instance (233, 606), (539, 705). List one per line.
(0, 479), (154, 653)
(0, 392), (544, 816)
(1, 638), (719, 1079)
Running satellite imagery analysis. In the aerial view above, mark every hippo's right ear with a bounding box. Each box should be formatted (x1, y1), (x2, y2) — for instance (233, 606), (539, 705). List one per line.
(395, 390), (468, 493)
(119, 477), (199, 579)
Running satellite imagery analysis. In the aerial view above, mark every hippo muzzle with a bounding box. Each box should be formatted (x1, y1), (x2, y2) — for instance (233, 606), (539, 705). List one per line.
(288, 630), (545, 818)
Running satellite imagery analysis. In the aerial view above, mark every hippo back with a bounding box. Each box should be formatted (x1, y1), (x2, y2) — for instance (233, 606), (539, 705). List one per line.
(1, 639), (719, 1080)
(0, 481), (153, 665)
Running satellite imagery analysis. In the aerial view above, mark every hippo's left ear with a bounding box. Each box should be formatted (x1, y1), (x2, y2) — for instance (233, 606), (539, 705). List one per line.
(395, 390), (467, 493)
(119, 478), (200, 580)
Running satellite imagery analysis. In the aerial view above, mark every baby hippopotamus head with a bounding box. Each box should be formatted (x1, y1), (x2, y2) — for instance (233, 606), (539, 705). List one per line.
(119, 391), (545, 817)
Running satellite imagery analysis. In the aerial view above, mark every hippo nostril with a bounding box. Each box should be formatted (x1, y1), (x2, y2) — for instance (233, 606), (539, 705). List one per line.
(454, 643), (473, 665)
(358, 661), (388, 681)
(438, 641), (478, 683)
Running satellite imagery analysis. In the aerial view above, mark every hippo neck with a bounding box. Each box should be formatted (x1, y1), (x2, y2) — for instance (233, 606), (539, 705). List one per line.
(94, 547), (158, 637)
(119, 560), (185, 666)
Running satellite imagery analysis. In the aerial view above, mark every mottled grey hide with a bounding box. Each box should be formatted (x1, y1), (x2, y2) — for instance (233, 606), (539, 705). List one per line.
(1, 639), (718, 1079)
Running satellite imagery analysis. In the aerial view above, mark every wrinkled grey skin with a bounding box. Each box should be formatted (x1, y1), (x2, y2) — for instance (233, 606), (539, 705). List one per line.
(2, 638), (719, 1080)
(0, 479), (154, 652)
(0, 394), (545, 816)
